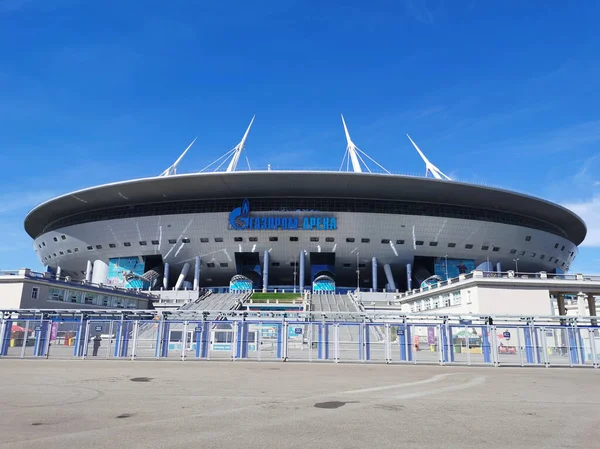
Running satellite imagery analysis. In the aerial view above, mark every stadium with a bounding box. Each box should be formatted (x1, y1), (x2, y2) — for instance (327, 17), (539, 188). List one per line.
(24, 116), (586, 295)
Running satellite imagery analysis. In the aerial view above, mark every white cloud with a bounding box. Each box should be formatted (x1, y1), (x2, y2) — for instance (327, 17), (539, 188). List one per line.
(563, 196), (600, 247)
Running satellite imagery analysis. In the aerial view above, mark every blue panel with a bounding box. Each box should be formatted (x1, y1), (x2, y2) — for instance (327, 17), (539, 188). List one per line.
(276, 324), (282, 359)
(324, 324), (329, 359)
(365, 325), (370, 361)
(160, 322), (170, 358)
(568, 328), (579, 364)
(0, 320), (11, 356)
(317, 324), (323, 359)
(434, 258), (475, 281)
(441, 324), (449, 363)
(482, 326), (491, 363)
(107, 257), (148, 289)
(201, 323), (210, 358)
(524, 327), (534, 364)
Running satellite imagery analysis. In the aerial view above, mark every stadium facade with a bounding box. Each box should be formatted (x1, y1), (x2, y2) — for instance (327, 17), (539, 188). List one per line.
(24, 117), (586, 294)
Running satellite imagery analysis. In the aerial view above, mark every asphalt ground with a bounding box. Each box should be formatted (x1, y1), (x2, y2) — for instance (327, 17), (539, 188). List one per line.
(0, 360), (598, 449)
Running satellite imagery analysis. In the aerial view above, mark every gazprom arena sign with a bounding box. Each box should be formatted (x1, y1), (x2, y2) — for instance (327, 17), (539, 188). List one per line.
(229, 198), (337, 231)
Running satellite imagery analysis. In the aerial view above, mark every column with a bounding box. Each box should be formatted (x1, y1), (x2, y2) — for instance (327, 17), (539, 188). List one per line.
(496, 262), (501, 273)
(372, 257), (378, 292)
(91, 260), (108, 285)
(193, 256), (201, 291)
(406, 263), (412, 291)
(384, 264), (396, 291)
(175, 263), (190, 290)
(588, 294), (597, 327)
(262, 250), (270, 293)
(56, 266), (61, 280)
(163, 262), (170, 290)
(85, 260), (93, 283)
(299, 251), (305, 292)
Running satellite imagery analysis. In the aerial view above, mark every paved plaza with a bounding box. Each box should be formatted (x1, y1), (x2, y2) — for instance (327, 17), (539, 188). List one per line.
(0, 360), (598, 449)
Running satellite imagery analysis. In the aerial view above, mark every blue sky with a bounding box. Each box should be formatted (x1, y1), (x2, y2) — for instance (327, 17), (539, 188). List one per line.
(1, 0), (600, 272)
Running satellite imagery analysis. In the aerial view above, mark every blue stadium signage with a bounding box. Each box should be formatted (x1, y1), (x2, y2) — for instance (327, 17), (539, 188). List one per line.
(229, 198), (337, 231)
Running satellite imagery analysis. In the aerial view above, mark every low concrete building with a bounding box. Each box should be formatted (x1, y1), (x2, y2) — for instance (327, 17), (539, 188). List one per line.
(0, 269), (155, 310)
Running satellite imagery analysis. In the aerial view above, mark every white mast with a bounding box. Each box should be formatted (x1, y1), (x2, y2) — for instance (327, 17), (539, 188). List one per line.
(406, 134), (451, 180)
(159, 137), (197, 177)
(341, 114), (363, 173)
(226, 115), (255, 172)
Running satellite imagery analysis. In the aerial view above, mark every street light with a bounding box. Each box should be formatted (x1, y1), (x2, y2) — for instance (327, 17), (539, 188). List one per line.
(356, 252), (360, 291)
(513, 258), (519, 274)
(444, 254), (449, 280)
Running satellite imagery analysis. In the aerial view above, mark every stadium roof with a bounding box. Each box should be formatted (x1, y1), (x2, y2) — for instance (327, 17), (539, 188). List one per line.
(24, 171), (587, 245)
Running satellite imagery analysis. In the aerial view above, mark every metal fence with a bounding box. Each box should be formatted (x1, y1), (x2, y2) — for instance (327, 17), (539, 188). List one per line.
(0, 309), (598, 368)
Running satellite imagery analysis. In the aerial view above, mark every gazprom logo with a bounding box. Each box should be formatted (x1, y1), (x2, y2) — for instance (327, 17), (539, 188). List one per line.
(229, 199), (337, 231)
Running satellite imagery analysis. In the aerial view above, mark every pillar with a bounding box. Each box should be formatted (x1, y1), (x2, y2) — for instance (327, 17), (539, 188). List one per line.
(384, 264), (396, 291)
(91, 260), (108, 285)
(372, 257), (378, 292)
(175, 263), (190, 290)
(557, 293), (567, 316)
(588, 294), (597, 327)
(262, 250), (270, 293)
(163, 262), (170, 290)
(406, 263), (412, 291)
(577, 291), (586, 317)
(85, 260), (92, 283)
(496, 262), (501, 273)
(299, 251), (305, 292)
(193, 256), (200, 291)
(55, 266), (61, 280)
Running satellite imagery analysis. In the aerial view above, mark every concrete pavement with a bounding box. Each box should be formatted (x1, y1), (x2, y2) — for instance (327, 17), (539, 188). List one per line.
(0, 360), (598, 449)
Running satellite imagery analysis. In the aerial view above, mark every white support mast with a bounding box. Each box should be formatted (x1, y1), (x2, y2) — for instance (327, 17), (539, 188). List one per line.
(159, 137), (197, 177)
(339, 115), (391, 174)
(341, 114), (363, 173)
(406, 134), (452, 180)
(226, 115), (255, 172)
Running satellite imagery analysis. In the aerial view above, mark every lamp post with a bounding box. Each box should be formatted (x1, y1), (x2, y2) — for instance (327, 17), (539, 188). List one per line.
(444, 254), (449, 280)
(513, 258), (519, 275)
(356, 252), (360, 291)
(293, 256), (297, 293)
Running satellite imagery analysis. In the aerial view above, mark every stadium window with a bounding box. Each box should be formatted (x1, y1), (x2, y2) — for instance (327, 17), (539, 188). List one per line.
(220, 263), (228, 268)
(289, 236), (298, 242)
(87, 246), (93, 251)
(554, 243), (559, 249)
(96, 245), (102, 249)
(124, 242), (131, 247)
(269, 236), (278, 242)
(346, 238), (355, 243)
(325, 237), (335, 243)
(182, 238), (190, 243)
(67, 249), (72, 253)
(359, 263), (366, 268)
(47, 255), (51, 259)
(561, 245), (565, 251)
(555, 260), (559, 264)
(249, 237), (258, 242)
(53, 253), (57, 257)
(525, 236), (532, 242)
(361, 238), (370, 243)
(519, 251), (525, 256)
(139, 241), (147, 246)
(447, 243), (456, 248)
(53, 237), (58, 242)
(42, 242), (46, 247)
(61, 235), (66, 240)
(310, 237), (319, 242)
(429, 241), (438, 247)
(540, 254), (545, 260)
(465, 244), (473, 249)
(109, 243), (116, 248)
(290, 262), (298, 267)
(562, 262), (565, 267)
(207, 263), (215, 268)
(492, 247), (500, 252)
(74, 247), (79, 252)
(38, 244), (42, 249)
(510, 249), (517, 254)
(214, 237), (224, 242)
(381, 239), (390, 244)
(531, 252), (536, 257)
(415, 240), (424, 246)
(271, 262), (280, 267)
(200, 238), (209, 243)
(59, 251), (64, 255)
(151, 240), (160, 245)
(343, 263), (352, 268)
(481, 245), (489, 251)
(396, 239), (405, 245)
(234, 237), (243, 242)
